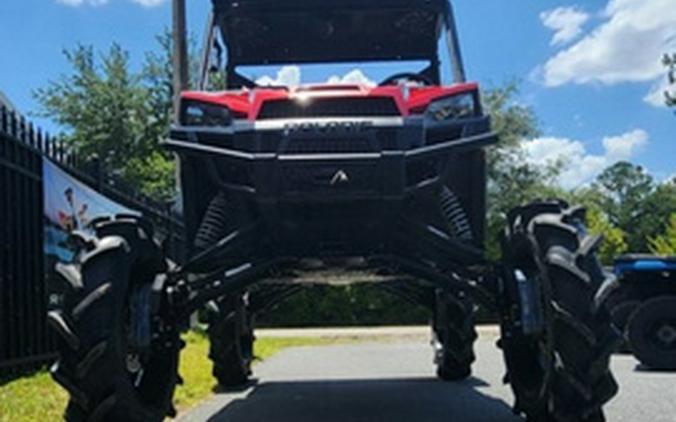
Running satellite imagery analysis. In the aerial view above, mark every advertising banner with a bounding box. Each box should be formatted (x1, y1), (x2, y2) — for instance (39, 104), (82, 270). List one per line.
(43, 158), (139, 264)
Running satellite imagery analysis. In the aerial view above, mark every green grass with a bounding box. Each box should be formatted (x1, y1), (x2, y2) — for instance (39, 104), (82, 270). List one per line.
(0, 333), (346, 422)
(0, 369), (68, 422)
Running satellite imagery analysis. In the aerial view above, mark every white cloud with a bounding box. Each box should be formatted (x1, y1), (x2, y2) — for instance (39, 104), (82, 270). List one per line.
(643, 74), (673, 107)
(256, 66), (302, 87)
(523, 129), (648, 188)
(326, 69), (375, 86)
(255, 66), (376, 87)
(130, 0), (167, 7)
(57, 0), (108, 6)
(540, 6), (590, 46)
(542, 0), (676, 91)
(602, 129), (649, 157)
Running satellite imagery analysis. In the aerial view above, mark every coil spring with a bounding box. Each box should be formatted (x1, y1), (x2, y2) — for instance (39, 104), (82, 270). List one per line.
(440, 187), (474, 242)
(193, 192), (232, 253)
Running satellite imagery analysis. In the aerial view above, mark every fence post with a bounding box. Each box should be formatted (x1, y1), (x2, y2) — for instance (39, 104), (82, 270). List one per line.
(1, 105), (6, 133)
(28, 123), (35, 148)
(19, 116), (26, 144)
(91, 155), (103, 190)
(10, 110), (17, 138)
(37, 129), (43, 152)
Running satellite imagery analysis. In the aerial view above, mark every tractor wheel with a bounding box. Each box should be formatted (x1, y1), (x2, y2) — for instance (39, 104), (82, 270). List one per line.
(433, 289), (477, 381)
(207, 295), (254, 387)
(48, 217), (180, 422)
(627, 296), (676, 370)
(501, 201), (620, 422)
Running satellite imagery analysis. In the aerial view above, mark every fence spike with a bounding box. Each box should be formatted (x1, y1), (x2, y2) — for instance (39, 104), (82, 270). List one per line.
(37, 128), (43, 151)
(45, 134), (52, 157)
(19, 116), (26, 143)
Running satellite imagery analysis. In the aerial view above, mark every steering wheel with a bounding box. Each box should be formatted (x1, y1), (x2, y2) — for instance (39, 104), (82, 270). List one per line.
(378, 72), (434, 87)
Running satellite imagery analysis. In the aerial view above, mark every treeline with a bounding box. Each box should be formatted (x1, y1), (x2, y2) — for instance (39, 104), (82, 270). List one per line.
(35, 37), (675, 326)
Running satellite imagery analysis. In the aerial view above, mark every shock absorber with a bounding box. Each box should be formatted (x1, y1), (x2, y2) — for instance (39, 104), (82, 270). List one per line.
(440, 187), (474, 242)
(193, 192), (234, 253)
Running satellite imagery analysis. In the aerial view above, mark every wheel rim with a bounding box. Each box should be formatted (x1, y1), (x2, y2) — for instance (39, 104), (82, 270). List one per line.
(507, 271), (554, 403)
(123, 284), (179, 408)
(503, 234), (554, 409)
(649, 319), (676, 351)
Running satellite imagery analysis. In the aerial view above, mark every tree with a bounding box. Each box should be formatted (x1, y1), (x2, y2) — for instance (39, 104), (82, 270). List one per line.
(650, 214), (676, 256)
(585, 206), (628, 264)
(664, 53), (676, 108)
(633, 180), (676, 249)
(482, 82), (561, 257)
(592, 161), (656, 250)
(34, 33), (186, 200)
(581, 163), (676, 253)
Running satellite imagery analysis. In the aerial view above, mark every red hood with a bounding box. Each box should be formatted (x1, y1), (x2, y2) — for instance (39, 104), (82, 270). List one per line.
(181, 83), (479, 120)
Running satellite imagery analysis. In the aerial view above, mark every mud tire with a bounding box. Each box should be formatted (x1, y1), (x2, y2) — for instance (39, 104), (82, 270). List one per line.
(433, 289), (477, 381)
(207, 295), (254, 387)
(49, 217), (180, 422)
(501, 201), (620, 422)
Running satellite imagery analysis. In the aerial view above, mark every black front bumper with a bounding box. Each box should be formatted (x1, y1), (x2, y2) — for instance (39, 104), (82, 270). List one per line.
(166, 117), (497, 202)
(167, 117), (496, 260)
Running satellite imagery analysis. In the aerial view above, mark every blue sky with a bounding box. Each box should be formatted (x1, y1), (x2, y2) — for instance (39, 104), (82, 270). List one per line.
(0, 0), (674, 187)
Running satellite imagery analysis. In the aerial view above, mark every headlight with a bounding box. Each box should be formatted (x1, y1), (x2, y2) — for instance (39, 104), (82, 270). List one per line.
(181, 100), (232, 127)
(426, 94), (476, 122)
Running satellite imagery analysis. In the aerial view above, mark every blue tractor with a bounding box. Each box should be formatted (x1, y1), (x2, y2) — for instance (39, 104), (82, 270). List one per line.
(609, 255), (676, 369)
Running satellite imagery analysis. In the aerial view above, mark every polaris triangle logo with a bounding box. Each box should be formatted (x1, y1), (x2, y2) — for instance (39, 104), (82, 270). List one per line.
(330, 170), (350, 185)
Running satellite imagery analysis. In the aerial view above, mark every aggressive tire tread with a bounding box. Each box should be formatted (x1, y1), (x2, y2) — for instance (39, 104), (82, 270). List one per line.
(502, 201), (620, 422)
(434, 290), (477, 381)
(75, 341), (108, 379)
(208, 296), (253, 387)
(50, 217), (179, 422)
(72, 283), (112, 320)
(56, 263), (84, 291)
(47, 311), (80, 350)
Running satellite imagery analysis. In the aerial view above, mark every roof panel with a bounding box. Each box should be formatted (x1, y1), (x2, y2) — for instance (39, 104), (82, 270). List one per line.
(213, 0), (450, 65)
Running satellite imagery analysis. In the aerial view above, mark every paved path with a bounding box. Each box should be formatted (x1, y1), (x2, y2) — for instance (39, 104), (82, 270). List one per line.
(179, 329), (676, 422)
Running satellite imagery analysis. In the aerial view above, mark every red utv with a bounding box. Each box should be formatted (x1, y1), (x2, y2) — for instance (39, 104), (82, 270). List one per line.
(49, 1), (620, 421)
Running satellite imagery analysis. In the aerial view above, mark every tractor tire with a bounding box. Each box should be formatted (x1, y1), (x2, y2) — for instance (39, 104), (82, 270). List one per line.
(627, 296), (676, 370)
(501, 201), (620, 422)
(48, 217), (180, 422)
(207, 295), (254, 387)
(433, 289), (477, 381)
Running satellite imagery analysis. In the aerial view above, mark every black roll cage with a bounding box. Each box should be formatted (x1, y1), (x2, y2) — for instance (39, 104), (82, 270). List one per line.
(198, 0), (467, 90)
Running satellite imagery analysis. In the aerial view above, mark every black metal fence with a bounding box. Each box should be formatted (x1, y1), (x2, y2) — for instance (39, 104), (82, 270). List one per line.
(0, 105), (183, 372)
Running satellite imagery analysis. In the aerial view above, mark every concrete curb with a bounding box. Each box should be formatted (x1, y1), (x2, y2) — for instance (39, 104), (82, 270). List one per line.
(255, 324), (500, 339)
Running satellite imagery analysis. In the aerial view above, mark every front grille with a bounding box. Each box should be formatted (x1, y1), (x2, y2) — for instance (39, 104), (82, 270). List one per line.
(258, 97), (400, 119)
(285, 138), (373, 154)
(281, 164), (378, 195)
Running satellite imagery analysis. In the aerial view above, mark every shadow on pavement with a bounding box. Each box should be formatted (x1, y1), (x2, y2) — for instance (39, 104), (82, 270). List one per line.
(205, 377), (522, 422)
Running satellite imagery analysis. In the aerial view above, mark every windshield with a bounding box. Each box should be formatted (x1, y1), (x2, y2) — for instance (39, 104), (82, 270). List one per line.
(236, 61), (431, 88)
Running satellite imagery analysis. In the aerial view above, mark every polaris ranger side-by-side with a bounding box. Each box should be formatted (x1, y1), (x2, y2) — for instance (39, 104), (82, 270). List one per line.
(49, 1), (621, 421)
